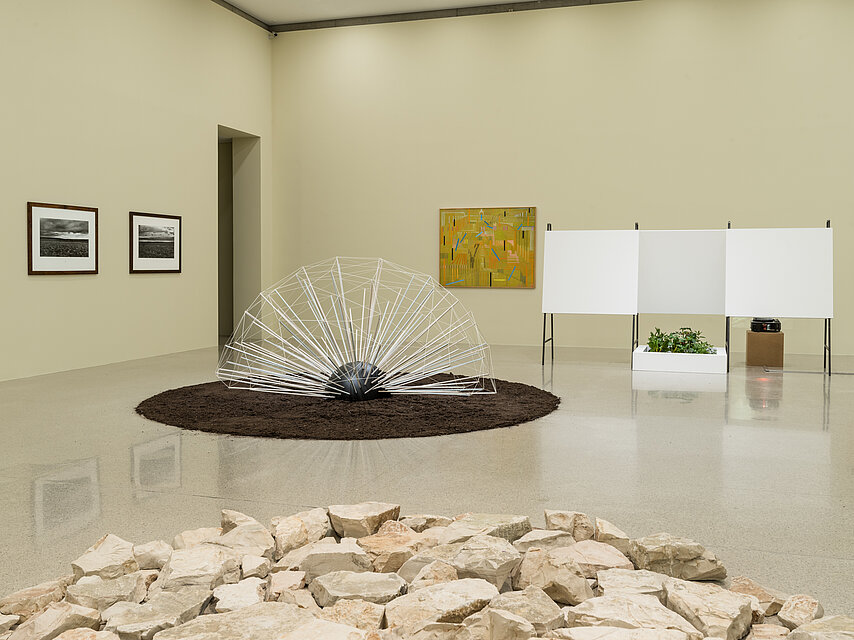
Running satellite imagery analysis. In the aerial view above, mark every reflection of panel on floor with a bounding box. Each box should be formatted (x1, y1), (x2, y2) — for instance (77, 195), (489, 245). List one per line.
(33, 458), (100, 538)
(132, 434), (181, 495)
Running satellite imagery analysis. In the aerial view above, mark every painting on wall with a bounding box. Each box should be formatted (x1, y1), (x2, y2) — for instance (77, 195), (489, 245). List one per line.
(129, 212), (182, 273)
(439, 207), (536, 288)
(28, 202), (98, 275)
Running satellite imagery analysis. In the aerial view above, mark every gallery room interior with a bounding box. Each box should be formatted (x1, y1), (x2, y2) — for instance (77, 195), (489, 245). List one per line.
(1, 0), (853, 638)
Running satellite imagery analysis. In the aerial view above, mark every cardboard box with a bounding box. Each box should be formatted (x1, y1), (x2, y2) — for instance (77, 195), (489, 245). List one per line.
(746, 330), (784, 368)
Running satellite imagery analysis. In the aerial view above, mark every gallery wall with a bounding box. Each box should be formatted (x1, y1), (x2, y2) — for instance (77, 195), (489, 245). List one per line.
(0, 0), (274, 381)
(271, 0), (854, 356)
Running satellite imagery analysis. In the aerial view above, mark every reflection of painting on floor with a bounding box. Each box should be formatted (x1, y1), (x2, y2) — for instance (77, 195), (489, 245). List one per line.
(132, 434), (181, 499)
(33, 458), (100, 538)
(440, 207), (535, 288)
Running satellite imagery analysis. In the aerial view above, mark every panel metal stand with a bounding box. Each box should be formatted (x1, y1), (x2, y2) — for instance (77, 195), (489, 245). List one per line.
(824, 219), (832, 376)
(542, 312), (554, 365)
(542, 222), (554, 365)
(630, 222), (639, 368)
(725, 316), (731, 373)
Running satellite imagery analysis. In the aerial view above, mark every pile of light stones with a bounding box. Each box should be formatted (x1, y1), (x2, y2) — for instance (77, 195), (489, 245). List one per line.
(0, 502), (851, 640)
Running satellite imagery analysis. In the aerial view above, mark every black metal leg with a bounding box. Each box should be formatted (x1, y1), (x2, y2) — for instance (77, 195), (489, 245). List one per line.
(541, 313), (546, 366)
(824, 319), (828, 371)
(725, 316), (731, 373)
(828, 318), (832, 376)
(550, 314), (554, 362)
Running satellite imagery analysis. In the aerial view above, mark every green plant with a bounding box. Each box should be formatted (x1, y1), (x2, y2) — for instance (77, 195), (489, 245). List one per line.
(647, 327), (716, 354)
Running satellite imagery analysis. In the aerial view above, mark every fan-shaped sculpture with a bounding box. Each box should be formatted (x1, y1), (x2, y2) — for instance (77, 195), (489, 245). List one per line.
(217, 257), (496, 400)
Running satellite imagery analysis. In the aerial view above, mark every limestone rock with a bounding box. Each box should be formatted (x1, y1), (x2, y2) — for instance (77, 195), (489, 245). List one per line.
(102, 586), (211, 640)
(357, 521), (424, 573)
(628, 533), (726, 581)
(321, 599), (385, 631)
(211, 523), (275, 561)
(310, 571), (406, 607)
(65, 572), (152, 612)
(240, 555), (270, 579)
(269, 571), (306, 599)
(212, 578), (267, 613)
(271, 508), (332, 560)
(297, 538), (373, 583)
(148, 544), (240, 594)
(397, 544), (464, 583)
(53, 631), (120, 640)
(384, 578), (498, 633)
(8, 602), (99, 640)
(277, 588), (322, 614)
(544, 627), (694, 640)
(72, 535), (139, 581)
(787, 615), (854, 640)
(545, 511), (595, 542)
(487, 608), (536, 640)
(441, 514), (532, 544)
(275, 538), (338, 572)
(171, 528), (221, 550)
(410, 561), (458, 592)
(152, 602), (316, 640)
(597, 568), (663, 600)
(565, 594), (702, 640)
(418, 527), (450, 550)
(778, 595), (824, 630)
(447, 534), (522, 588)
(729, 577), (787, 617)
(0, 577), (74, 621)
(133, 541), (172, 571)
(399, 515), (453, 533)
(328, 503), (401, 539)
(489, 585), (564, 635)
(595, 519), (631, 556)
(513, 530), (577, 553)
(220, 510), (259, 534)
(513, 547), (594, 605)
(409, 621), (473, 639)
(0, 617), (18, 634)
(748, 624), (791, 640)
(281, 618), (366, 639)
(663, 577), (753, 640)
(561, 540), (633, 578)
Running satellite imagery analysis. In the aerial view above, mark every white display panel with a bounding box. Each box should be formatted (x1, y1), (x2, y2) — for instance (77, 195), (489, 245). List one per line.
(725, 228), (833, 319)
(638, 230), (726, 315)
(542, 230), (639, 315)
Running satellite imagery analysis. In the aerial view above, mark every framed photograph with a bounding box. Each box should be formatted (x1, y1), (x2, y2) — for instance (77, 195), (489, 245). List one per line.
(27, 202), (98, 275)
(129, 211), (182, 273)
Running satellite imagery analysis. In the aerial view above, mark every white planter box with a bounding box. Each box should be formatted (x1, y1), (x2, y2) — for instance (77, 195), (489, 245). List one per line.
(632, 345), (727, 374)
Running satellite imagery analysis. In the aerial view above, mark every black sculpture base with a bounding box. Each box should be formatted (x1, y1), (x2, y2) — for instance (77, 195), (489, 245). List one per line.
(326, 361), (387, 401)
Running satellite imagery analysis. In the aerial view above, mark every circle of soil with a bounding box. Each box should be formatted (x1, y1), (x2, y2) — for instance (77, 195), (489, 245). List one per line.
(135, 379), (560, 440)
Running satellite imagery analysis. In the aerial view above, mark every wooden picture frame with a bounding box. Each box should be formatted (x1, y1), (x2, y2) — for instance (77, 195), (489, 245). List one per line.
(129, 211), (182, 274)
(27, 202), (98, 275)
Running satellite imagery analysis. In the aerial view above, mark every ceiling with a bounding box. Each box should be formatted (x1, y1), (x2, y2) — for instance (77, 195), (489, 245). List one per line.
(226, 0), (527, 25)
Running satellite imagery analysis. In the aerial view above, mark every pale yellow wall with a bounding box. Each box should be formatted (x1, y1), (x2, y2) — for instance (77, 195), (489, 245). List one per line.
(0, 0), (273, 381)
(271, 0), (854, 357)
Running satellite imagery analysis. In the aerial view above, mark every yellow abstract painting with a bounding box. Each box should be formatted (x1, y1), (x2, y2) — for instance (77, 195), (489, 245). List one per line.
(439, 207), (535, 288)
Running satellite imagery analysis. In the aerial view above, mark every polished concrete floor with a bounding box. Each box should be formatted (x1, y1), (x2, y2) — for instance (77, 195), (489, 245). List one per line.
(0, 346), (852, 612)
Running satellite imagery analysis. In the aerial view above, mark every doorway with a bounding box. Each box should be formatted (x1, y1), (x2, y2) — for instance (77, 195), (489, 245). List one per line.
(217, 125), (262, 343)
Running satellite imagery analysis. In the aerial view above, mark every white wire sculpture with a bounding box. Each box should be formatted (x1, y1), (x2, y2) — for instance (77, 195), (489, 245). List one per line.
(217, 257), (496, 400)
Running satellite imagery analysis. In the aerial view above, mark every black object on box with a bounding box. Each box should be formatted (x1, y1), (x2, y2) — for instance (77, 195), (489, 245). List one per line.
(751, 318), (781, 332)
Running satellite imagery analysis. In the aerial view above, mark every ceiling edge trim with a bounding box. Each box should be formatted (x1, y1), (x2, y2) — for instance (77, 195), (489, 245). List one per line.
(210, 0), (273, 31)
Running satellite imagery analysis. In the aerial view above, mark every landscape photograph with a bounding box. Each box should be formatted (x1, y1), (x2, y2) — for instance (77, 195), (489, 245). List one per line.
(138, 223), (175, 258)
(39, 217), (90, 257)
